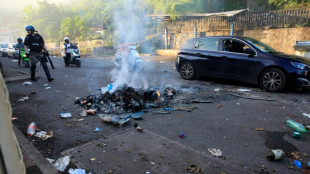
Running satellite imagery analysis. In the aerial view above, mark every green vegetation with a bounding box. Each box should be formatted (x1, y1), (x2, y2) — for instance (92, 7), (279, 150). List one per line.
(10, 0), (309, 45)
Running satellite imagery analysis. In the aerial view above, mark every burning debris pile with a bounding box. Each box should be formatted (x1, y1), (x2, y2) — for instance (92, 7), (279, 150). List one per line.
(75, 85), (179, 115)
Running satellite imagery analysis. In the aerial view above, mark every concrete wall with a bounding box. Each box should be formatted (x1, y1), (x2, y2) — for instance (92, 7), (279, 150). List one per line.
(165, 27), (310, 55)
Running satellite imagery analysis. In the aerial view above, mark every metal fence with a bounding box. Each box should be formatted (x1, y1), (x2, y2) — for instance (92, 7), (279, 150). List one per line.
(207, 7), (310, 31)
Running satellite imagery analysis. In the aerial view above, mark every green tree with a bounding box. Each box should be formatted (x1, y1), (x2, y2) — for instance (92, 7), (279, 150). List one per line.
(268, 0), (310, 9)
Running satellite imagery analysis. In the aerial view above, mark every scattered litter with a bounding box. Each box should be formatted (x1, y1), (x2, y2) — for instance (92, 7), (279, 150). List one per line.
(12, 60), (18, 62)
(99, 115), (131, 126)
(68, 168), (86, 174)
(291, 151), (301, 160)
(150, 162), (155, 165)
(236, 103), (240, 106)
(11, 117), (18, 120)
(80, 110), (87, 117)
(35, 131), (53, 140)
(294, 160), (302, 168)
(134, 123), (143, 132)
(18, 96), (29, 102)
(94, 128), (101, 132)
(49, 156), (70, 172)
(187, 164), (202, 173)
(146, 171), (151, 174)
(254, 128), (264, 131)
(41, 84), (48, 87)
(286, 119), (307, 133)
(45, 87), (51, 90)
(236, 88), (252, 92)
(22, 81), (33, 85)
(306, 125), (310, 130)
(208, 148), (223, 157)
(303, 113), (310, 119)
(60, 113), (72, 118)
(216, 104), (222, 108)
(72, 118), (84, 122)
(214, 88), (221, 92)
(230, 93), (276, 101)
(266, 149), (285, 160)
(179, 132), (185, 138)
(86, 109), (96, 115)
(31, 91), (36, 94)
(191, 99), (213, 103)
(27, 122), (36, 136)
(90, 158), (96, 161)
(292, 131), (302, 138)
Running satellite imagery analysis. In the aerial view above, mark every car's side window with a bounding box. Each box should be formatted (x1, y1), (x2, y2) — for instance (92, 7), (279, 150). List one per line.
(195, 38), (218, 51)
(223, 39), (254, 55)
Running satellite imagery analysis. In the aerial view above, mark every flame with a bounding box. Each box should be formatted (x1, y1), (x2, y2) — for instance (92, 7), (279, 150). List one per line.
(156, 90), (160, 98)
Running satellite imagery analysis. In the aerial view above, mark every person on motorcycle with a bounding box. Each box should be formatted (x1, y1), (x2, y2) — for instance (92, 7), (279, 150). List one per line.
(63, 37), (73, 67)
(24, 25), (54, 82)
(16, 38), (24, 66)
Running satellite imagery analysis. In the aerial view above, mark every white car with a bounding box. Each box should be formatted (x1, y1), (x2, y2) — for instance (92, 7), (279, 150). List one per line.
(0, 43), (9, 57)
(6, 43), (19, 59)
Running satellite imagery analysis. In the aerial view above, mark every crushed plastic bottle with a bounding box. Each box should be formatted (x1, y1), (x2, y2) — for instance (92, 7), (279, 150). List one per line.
(27, 122), (37, 136)
(179, 132), (185, 138)
(286, 120), (307, 133)
(266, 149), (285, 160)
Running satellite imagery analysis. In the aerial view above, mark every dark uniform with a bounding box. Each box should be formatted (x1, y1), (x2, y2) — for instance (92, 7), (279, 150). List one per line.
(16, 42), (24, 66)
(24, 33), (53, 81)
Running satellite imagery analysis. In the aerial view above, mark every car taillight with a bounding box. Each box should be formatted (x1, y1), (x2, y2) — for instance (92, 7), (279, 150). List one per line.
(177, 52), (181, 55)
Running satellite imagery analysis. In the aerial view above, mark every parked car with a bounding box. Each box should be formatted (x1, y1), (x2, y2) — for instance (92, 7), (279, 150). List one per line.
(175, 36), (310, 92)
(6, 43), (19, 59)
(0, 43), (9, 57)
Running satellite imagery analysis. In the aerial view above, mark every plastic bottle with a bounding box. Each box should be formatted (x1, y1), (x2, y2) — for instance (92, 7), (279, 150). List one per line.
(286, 120), (307, 133)
(266, 149), (285, 160)
(27, 122), (36, 136)
(292, 131), (302, 138)
(294, 160), (302, 168)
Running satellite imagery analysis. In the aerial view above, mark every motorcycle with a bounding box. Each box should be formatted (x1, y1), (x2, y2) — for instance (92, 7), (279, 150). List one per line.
(114, 46), (143, 71)
(19, 48), (30, 68)
(62, 44), (81, 67)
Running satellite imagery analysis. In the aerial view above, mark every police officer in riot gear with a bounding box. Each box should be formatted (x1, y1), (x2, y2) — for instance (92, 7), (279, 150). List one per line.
(24, 25), (54, 82)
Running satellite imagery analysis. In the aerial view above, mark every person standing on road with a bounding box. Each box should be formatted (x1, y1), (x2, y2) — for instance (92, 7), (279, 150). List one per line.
(24, 25), (54, 82)
(16, 38), (24, 66)
(63, 37), (72, 67)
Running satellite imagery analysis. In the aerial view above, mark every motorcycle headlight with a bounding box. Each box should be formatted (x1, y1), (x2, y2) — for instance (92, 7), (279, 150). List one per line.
(290, 62), (308, 70)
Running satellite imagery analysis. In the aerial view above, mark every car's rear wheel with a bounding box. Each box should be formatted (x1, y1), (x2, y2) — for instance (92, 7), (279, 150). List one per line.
(180, 62), (196, 80)
(259, 68), (286, 92)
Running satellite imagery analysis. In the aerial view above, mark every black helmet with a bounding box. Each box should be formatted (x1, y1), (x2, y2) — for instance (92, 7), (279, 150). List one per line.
(17, 38), (23, 43)
(25, 25), (35, 32)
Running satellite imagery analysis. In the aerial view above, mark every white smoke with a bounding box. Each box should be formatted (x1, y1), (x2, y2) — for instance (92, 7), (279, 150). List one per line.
(110, 0), (150, 90)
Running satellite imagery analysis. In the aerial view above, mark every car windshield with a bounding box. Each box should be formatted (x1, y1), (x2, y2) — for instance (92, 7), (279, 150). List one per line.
(244, 38), (277, 53)
(0, 44), (8, 48)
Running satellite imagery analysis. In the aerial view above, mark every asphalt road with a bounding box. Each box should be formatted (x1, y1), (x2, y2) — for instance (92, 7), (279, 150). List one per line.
(2, 55), (310, 174)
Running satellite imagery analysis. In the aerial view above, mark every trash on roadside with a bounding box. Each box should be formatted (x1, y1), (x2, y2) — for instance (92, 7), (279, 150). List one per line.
(187, 164), (202, 173)
(294, 160), (302, 168)
(45, 87), (51, 90)
(303, 113), (310, 119)
(99, 115), (131, 126)
(216, 104), (222, 108)
(72, 118), (84, 122)
(80, 110), (87, 117)
(49, 156), (70, 172)
(291, 151), (301, 160)
(18, 96), (29, 102)
(27, 122), (36, 136)
(305, 125), (310, 130)
(286, 119), (307, 133)
(266, 149), (285, 160)
(60, 113), (72, 118)
(94, 128), (101, 132)
(208, 148), (223, 157)
(90, 158), (96, 161)
(292, 131), (302, 138)
(11, 117), (18, 120)
(236, 88), (252, 92)
(191, 99), (213, 103)
(69, 168), (86, 174)
(12, 60), (18, 62)
(31, 91), (36, 94)
(22, 81), (33, 85)
(86, 109), (96, 115)
(134, 123), (143, 132)
(254, 128), (264, 131)
(179, 132), (185, 138)
(41, 84), (48, 87)
(35, 130), (53, 140)
(214, 88), (221, 92)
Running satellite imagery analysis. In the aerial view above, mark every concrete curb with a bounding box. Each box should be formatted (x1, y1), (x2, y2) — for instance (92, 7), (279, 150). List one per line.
(13, 126), (59, 174)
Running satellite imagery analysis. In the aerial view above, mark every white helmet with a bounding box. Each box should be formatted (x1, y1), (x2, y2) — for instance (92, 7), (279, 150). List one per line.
(64, 37), (69, 41)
